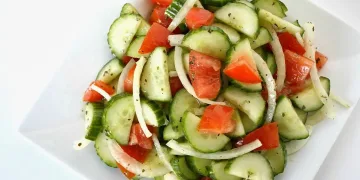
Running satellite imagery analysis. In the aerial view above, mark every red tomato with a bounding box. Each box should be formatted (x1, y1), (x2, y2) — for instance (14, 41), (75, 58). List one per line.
(120, 145), (151, 163)
(185, 8), (214, 30)
(139, 23), (171, 54)
(198, 105), (236, 134)
(242, 122), (279, 151)
(315, 51), (328, 70)
(122, 56), (133, 65)
(284, 50), (314, 85)
(151, 0), (172, 7)
(224, 54), (262, 84)
(131, 123), (154, 150)
(278, 32), (306, 55)
(116, 162), (136, 179)
(150, 6), (172, 28)
(83, 80), (115, 102)
(170, 77), (183, 96)
(124, 64), (136, 93)
(189, 50), (221, 99)
(200, 177), (213, 180)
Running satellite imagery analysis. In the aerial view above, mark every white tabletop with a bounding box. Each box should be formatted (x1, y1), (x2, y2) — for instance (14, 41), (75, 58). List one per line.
(1, 0), (359, 179)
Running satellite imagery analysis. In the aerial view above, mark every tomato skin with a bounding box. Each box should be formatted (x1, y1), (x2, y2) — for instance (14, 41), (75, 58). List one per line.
(315, 51), (328, 70)
(242, 122), (279, 151)
(189, 50), (221, 99)
(284, 50), (314, 85)
(151, 0), (172, 7)
(278, 32), (306, 55)
(116, 162), (136, 179)
(139, 23), (171, 54)
(224, 55), (262, 84)
(150, 6), (172, 28)
(200, 177), (213, 180)
(198, 105), (236, 134)
(124, 64), (136, 93)
(120, 145), (151, 163)
(185, 8), (214, 30)
(132, 124), (154, 150)
(169, 77), (183, 96)
(83, 80), (115, 102)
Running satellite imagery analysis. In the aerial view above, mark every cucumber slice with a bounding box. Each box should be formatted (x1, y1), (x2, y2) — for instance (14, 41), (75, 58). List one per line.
(240, 111), (260, 133)
(274, 96), (309, 140)
(120, 4), (150, 36)
(290, 77), (330, 112)
(141, 47), (172, 102)
(253, 0), (287, 18)
(96, 58), (124, 84)
(103, 93), (135, 145)
(186, 156), (212, 176)
(126, 36), (149, 58)
(212, 23), (241, 44)
(163, 124), (184, 141)
(120, 3), (140, 15)
(209, 161), (241, 180)
(262, 141), (287, 175)
(84, 103), (104, 141)
(285, 125), (312, 155)
(266, 52), (277, 75)
(226, 108), (246, 138)
(182, 26), (231, 60)
(250, 27), (272, 49)
(165, 0), (186, 19)
(225, 153), (273, 180)
(171, 156), (200, 180)
(223, 86), (266, 127)
(109, 77), (119, 92)
(200, 0), (231, 7)
(156, 172), (181, 180)
(235, 0), (255, 9)
(167, 49), (176, 72)
(108, 14), (141, 59)
(258, 9), (303, 35)
(215, 3), (259, 38)
(141, 99), (167, 127)
(95, 132), (117, 167)
(254, 47), (267, 60)
(295, 108), (308, 124)
(170, 89), (200, 132)
(182, 111), (230, 153)
(230, 80), (262, 92)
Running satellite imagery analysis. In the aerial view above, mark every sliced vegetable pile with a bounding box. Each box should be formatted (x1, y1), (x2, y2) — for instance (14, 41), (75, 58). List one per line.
(74, 0), (350, 179)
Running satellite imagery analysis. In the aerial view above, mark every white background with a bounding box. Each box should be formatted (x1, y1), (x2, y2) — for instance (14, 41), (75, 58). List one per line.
(0, 0), (359, 179)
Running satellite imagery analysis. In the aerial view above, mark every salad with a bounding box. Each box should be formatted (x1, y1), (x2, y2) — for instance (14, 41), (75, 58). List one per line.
(74, 0), (350, 179)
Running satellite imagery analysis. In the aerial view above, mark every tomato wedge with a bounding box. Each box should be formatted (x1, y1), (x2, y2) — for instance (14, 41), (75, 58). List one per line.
(129, 123), (154, 150)
(124, 64), (136, 93)
(185, 8), (214, 30)
(120, 145), (151, 163)
(315, 51), (328, 70)
(278, 32), (306, 55)
(201, 177), (213, 180)
(242, 122), (279, 151)
(198, 105), (236, 134)
(189, 50), (221, 99)
(151, 0), (172, 7)
(150, 6), (172, 28)
(284, 50), (314, 85)
(83, 80), (115, 102)
(116, 162), (136, 179)
(224, 54), (262, 84)
(139, 23), (171, 54)
(169, 77), (184, 96)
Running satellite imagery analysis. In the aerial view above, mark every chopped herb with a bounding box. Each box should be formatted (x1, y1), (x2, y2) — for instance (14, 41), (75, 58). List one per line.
(228, 13), (231, 17)
(282, 112), (286, 117)
(312, 26), (315, 31)
(78, 143), (82, 147)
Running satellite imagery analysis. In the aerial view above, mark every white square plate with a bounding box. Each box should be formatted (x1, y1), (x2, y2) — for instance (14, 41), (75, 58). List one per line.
(19, 0), (360, 179)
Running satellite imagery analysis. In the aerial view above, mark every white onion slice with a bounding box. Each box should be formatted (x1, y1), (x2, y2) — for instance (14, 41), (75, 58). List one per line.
(285, 125), (312, 155)
(303, 23), (335, 119)
(107, 139), (170, 177)
(168, 35), (185, 47)
(195, 0), (204, 8)
(152, 134), (174, 172)
(174, 46), (225, 105)
(117, 59), (136, 94)
(90, 84), (111, 101)
(295, 32), (304, 47)
(169, 71), (178, 77)
(330, 92), (351, 108)
(166, 139), (262, 160)
(168, 0), (197, 32)
(252, 51), (276, 123)
(264, 23), (286, 91)
(133, 56), (152, 137)
(73, 138), (91, 150)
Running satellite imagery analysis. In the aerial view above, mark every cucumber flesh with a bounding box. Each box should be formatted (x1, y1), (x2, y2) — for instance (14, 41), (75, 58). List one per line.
(209, 161), (241, 180)
(225, 153), (273, 180)
(171, 156), (200, 180)
(163, 124), (184, 141)
(254, 47), (267, 60)
(240, 111), (260, 133)
(126, 36), (149, 58)
(120, 3), (140, 15)
(95, 132), (117, 167)
(226, 108), (246, 138)
(182, 111), (230, 153)
(103, 93), (135, 145)
(253, 0), (287, 18)
(215, 3), (259, 38)
(96, 58), (124, 84)
(141, 99), (167, 127)
(262, 141), (287, 175)
(231, 80), (262, 92)
(274, 96), (309, 140)
(266, 52), (277, 75)
(186, 156), (212, 176)
(84, 103), (104, 141)
(212, 23), (241, 44)
(295, 108), (308, 124)
(120, 3), (150, 36)
(141, 47), (172, 102)
(250, 27), (272, 49)
(167, 49), (176, 72)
